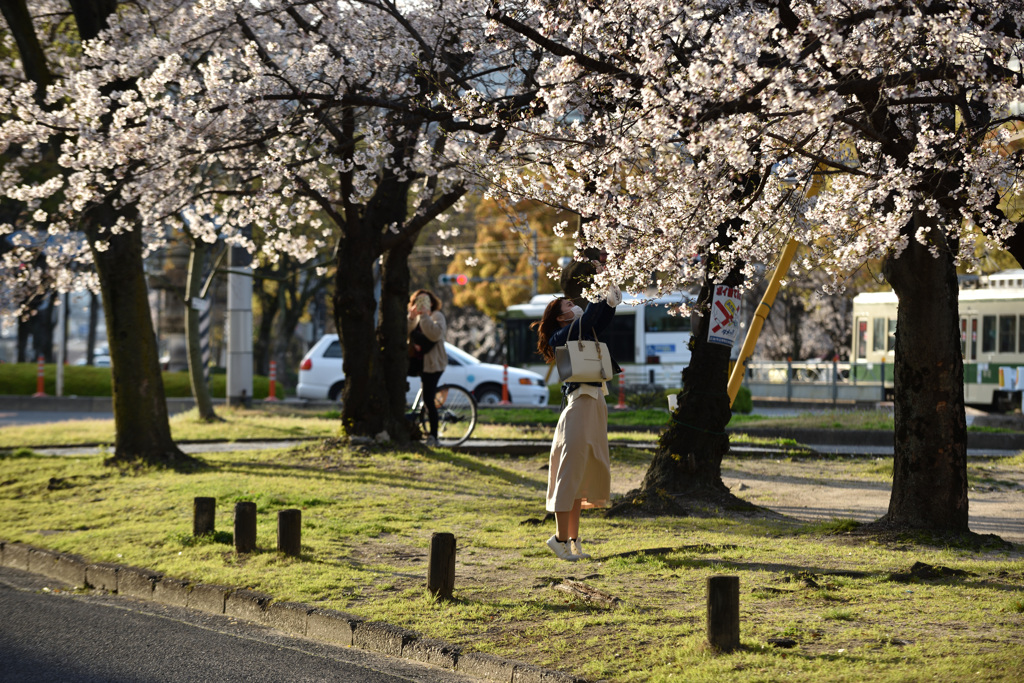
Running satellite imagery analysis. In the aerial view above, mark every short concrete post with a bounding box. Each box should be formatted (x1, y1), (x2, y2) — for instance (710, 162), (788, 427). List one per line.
(234, 502), (257, 553)
(193, 497), (216, 536)
(427, 532), (456, 600)
(707, 575), (740, 652)
(277, 509), (301, 556)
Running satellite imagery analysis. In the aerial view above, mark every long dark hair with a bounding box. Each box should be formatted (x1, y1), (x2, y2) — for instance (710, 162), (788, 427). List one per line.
(529, 297), (565, 363)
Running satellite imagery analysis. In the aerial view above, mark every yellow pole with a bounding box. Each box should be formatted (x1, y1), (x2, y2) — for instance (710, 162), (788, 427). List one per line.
(727, 238), (799, 405)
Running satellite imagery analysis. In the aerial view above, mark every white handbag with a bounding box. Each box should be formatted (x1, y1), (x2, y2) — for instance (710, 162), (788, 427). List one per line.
(555, 317), (613, 383)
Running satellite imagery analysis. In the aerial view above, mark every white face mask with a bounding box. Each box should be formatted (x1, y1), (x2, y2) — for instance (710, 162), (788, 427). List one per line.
(570, 305), (584, 320)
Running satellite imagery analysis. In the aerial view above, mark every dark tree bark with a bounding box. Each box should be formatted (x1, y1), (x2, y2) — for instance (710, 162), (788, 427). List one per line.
(335, 222), (401, 438)
(878, 216), (968, 531)
(609, 218), (753, 516)
(184, 240), (219, 422)
(253, 267), (281, 376)
(85, 203), (194, 467)
(86, 290), (99, 364)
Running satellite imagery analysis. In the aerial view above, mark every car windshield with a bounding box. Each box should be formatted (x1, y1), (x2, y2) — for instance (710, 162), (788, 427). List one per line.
(445, 343), (481, 366)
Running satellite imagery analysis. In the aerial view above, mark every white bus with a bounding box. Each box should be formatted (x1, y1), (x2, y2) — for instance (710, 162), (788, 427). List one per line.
(503, 292), (696, 387)
(852, 275), (1024, 409)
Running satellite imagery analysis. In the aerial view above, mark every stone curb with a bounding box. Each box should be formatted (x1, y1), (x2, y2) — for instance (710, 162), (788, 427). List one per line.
(0, 539), (588, 683)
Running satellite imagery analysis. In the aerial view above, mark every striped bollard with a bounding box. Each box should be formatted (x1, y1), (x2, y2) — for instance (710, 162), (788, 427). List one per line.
(500, 364), (510, 405)
(33, 356), (46, 397)
(616, 370), (626, 409)
(266, 360), (279, 401)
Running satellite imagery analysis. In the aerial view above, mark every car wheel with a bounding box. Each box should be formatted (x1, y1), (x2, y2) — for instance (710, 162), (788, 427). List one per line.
(328, 381), (345, 402)
(474, 383), (504, 406)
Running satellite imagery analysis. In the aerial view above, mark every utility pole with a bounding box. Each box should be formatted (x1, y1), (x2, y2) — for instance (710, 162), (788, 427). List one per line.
(226, 244), (253, 406)
(531, 229), (539, 296)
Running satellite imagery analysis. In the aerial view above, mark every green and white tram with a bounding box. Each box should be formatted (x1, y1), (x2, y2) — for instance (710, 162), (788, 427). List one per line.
(852, 272), (1024, 409)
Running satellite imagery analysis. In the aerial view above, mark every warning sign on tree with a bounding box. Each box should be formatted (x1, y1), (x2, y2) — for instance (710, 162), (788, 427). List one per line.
(708, 285), (741, 347)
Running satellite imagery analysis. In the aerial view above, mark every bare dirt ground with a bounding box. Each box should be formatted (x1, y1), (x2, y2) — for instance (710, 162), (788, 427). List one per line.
(604, 453), (1024, 543)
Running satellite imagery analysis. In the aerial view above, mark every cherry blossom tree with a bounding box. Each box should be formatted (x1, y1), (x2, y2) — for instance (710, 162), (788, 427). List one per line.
(2, 0), (539, 445)
(479, 0), (1023, 532)
(0, 0), (194, 467)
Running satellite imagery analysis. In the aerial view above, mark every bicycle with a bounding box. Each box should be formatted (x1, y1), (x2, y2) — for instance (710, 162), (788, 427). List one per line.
(408, 383), (478, 447)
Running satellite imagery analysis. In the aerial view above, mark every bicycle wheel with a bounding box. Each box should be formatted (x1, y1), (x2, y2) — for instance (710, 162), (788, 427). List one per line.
(420, 384), (477, 447)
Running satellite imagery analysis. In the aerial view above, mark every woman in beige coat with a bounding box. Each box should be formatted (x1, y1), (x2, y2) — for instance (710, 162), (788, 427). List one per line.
(531, 285), (620, 561)
(407, 289), (448, 447)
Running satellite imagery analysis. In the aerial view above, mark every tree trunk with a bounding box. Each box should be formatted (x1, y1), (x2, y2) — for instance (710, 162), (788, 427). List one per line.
(335, 227), (406, 440)
(610, 220), (750, 515)
(381, 237), (417, 438)
(878, 216), (968, 532)
(253, 268), (279, 377)
(184, 240), (219, 422)
(87, 204), (194, 467)
(86, 290), (99, 364)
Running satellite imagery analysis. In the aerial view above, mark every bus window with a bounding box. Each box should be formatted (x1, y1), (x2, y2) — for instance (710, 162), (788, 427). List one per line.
(887, 319), (897, 352)
(872, 318), (886, 352)
(606, 315), (637, 363)
(857, 320), (867, 359)
(505, 318), (545, 367)
(644, 306), (692, 333)
(999, 316), (1017, 353)
(982, 315), (996, 353)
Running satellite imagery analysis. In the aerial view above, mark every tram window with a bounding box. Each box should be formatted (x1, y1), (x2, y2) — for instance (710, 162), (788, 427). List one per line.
(857, 320), (867, 359)
(644, 306), (692, 333)
(982, 315), (997, 353)
(999, 316), (1017, 353)
(872, 318), (886, 352)
(1019, 315), (1024, 353)
(887, 319), (897, 351)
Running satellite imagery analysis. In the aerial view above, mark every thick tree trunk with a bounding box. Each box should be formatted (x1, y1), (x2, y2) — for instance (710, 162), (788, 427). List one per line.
(879, 216), (968, 532)
(610, 220), (750, 515)
(87, 205), (194, 467)
(336, 228), (411, 441)
(184, 240), (219, 422)
(380, 237), (417, 439)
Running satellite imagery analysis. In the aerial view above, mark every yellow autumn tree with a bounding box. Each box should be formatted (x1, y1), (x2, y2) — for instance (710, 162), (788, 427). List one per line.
(447, 198), (576, 318)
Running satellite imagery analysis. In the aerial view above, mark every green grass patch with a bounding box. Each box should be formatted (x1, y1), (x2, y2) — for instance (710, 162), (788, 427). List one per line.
(0, 362), (285, 398)
(1, 443), (1021, 682)
(0, 406), (341, 448)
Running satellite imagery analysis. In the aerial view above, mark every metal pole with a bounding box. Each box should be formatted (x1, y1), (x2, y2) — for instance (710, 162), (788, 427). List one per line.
(226, 244), (253, 407)
(727, 239), (799, 406)
(531, 229), (539, 296)
(55, 293), (67, 396)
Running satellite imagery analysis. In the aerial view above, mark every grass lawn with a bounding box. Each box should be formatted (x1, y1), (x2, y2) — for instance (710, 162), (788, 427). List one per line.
(1, 424), (1022, 682)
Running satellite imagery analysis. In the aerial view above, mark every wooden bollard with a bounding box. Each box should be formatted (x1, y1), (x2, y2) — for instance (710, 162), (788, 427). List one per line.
(277, 509), (301, 556)
(234, 502), (257, 553)
(707, 575), (740, 652)
(427, 532), (456, 600)
(193, 497), (216, 536)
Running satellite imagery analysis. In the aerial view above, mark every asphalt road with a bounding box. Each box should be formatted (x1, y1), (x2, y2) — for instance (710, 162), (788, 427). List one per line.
(0, 566), (477, 683)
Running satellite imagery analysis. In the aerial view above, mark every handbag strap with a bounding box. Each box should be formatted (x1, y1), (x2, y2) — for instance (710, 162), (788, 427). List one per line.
(568, 315), (587, 350)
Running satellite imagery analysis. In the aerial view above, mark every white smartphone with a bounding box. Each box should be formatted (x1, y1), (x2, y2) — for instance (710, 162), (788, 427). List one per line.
(415, 293), (431, 313)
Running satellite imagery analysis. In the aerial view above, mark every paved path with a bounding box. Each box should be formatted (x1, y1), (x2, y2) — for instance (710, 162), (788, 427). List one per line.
(0, 566), (477, 683)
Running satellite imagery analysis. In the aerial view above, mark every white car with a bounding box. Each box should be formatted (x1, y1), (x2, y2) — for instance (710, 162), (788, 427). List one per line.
(297, 334), (550, 406)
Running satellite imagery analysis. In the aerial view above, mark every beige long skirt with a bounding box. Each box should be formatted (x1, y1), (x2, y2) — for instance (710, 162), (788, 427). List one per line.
(546, 387), (611, 512)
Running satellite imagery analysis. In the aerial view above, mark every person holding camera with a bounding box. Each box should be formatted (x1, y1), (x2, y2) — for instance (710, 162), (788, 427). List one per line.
(407, 289), (448, 447)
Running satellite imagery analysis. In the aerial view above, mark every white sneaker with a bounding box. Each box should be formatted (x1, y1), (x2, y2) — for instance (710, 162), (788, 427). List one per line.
(425, 436), (439, 447)
(571, 538), (591, 559)
(546, 535), (579, 561)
